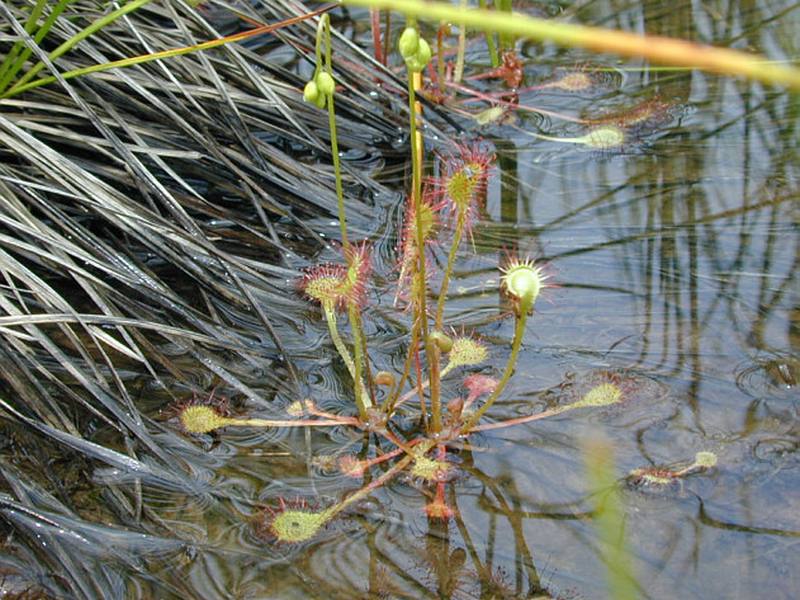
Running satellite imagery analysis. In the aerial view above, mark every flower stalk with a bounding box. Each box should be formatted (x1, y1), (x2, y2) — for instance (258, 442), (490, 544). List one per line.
(317, 14), (349, 251)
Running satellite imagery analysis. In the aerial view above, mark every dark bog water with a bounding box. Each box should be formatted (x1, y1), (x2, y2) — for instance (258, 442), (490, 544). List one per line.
(1, 1), (798, 599)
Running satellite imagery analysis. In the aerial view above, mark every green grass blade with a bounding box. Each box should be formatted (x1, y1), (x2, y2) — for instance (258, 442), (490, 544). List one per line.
(1, 3), (331, 99)
(0, 0), (73, 93)
(5, 0), (153, 96)
(0, 0), (48, 86)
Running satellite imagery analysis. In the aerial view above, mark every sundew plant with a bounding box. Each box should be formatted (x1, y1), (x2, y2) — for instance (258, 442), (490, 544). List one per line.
(170, 0), (764, 565)
(0, 0), (796, 598)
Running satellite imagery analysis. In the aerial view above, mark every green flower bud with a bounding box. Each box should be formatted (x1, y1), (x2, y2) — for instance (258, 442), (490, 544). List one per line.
(303, 80), (319, 103)
(398, 27), (420, 59)
(316, 71), (335, 96)
(405, 56), (423, 73)
(314, 94), (327, 109)
(415, 38), (432, 68)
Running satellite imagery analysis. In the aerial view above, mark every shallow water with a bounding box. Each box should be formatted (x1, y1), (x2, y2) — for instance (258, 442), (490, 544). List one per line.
(260, 2), (800, 598)
(1, 1), (798, 599)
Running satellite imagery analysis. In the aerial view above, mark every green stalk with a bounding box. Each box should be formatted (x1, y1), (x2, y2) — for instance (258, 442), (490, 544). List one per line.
(477, 0), (499, 68)
(460, 293), (533, 433)
(0, 0), (48, 90)
(1, 0), (73, 92)
(5, 0), (153, 96)
(434, 209), (465, 329)
(494, 0), (513, 51)
(318, 14), (372, 417)
(324, 305), (368, 420)
(320, 14), (349, 251)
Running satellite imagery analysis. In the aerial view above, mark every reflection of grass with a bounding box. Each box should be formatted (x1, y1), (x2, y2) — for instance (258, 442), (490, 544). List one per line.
(585, 440), (638, 600)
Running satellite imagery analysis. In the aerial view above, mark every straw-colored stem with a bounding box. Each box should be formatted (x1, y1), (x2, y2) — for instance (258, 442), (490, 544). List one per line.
(306, 404), (362, 425)
(407, 56), (440, 428)
(439, 362), (455, 378)
(453, 0), (467, 83)
(352, 310), (376, 401)
(393, 376), (428, 408)
(428, 345), (442, 432)
(460, 294), (532, 432)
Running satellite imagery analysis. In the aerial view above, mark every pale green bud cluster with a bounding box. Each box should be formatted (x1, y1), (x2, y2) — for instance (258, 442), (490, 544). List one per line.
(303, 71), (336, 109)
(398, 27), (431, 73)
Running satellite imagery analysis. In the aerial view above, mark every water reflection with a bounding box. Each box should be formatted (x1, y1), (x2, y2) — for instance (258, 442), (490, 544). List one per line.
(452, 1), (800, 597)
(0, 0), (797, 598)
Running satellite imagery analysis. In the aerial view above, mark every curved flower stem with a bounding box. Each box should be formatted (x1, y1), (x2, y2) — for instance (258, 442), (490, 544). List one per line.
(323, 305), (368, 420)
(393, 375), (428, 409)
(435, 209), (465, 329)
(390, 349), (459, 411)
(460, 294), (533, 433)
(317, 15), (350, 252)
